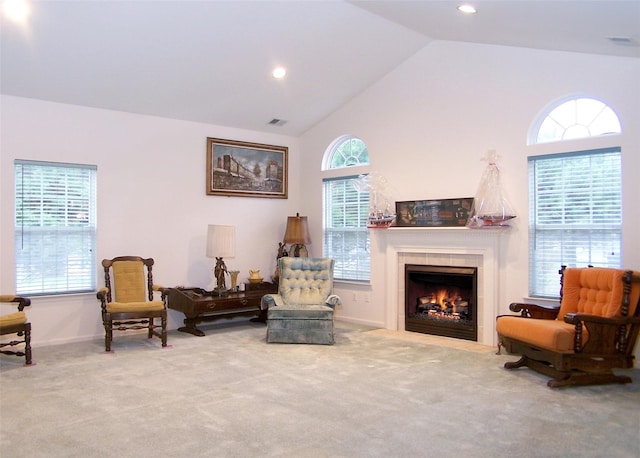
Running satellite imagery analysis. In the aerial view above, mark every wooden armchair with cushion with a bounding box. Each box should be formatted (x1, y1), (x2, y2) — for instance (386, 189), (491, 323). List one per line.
(261, 257), (341, 345)
(497, 266), (640, 387)
(96, 256), (168, 352)
(0, 295), (33, 365)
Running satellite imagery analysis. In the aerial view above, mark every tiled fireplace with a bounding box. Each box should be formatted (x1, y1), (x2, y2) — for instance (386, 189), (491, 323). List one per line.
(381, 227), (504, 346)
(405, 264), (478, 341)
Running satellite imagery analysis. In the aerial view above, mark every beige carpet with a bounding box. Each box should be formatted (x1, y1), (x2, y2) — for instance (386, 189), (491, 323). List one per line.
(1, 320), (639, 457)
(367, 329), (496, 354)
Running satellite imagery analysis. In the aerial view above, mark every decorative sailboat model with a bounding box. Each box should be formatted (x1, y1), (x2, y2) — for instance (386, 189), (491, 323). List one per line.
(467, 150), (517, 228)
(356, 172), (396, 228)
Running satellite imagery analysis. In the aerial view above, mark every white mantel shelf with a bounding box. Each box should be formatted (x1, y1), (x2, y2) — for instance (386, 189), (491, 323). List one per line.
(380, 226), (511, 233)
(377, 226), (508, 346)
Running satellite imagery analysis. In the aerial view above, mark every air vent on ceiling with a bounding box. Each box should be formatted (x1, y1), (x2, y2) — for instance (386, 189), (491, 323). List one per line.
(267, 118), (288, 126)
(607, 36), (638, 46)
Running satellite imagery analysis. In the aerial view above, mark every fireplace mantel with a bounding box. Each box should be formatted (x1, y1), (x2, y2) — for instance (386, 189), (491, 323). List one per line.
(378, 227), (507, 346)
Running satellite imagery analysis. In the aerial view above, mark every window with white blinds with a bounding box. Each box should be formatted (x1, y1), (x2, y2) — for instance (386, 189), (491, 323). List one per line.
(15, 160), (97, 295)
(528, 147), (621, 297)
(322, 135), (370, 282)
(323, 175), (370, 281)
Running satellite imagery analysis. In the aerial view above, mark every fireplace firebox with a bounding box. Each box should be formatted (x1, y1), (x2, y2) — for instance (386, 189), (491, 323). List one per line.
(405, 264), (477, 341)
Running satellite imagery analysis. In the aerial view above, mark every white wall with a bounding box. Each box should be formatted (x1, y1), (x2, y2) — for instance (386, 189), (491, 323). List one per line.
(2, 41), (639, 345)
(1, 95), (302, 345)
(300, 41), (640, 328)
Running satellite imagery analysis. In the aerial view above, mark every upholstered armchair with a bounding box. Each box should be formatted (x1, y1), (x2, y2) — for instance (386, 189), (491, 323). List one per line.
(96, 256), (168, 352)
(497, 266), (640, 387)
(262, 257), (341, 344)
(0, 295), (33, 365)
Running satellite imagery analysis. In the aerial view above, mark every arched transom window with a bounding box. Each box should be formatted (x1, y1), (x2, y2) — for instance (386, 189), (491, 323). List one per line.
(323, 136), (369, 170)
(534, 97), (621, 144)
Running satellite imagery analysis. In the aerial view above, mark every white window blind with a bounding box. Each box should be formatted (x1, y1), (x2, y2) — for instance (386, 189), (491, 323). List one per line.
(528, 148), (621, 297)
(15, 160), (97, 295)
(323, 175), (370, 281)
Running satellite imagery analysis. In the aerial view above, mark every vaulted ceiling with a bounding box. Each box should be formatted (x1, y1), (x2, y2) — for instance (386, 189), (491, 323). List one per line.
(2, 1), (638, 136)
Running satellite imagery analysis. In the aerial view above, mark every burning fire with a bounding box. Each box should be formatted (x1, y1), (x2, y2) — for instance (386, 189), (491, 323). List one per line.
(414, 285), (470, 322)
(435, 288), (462, 313)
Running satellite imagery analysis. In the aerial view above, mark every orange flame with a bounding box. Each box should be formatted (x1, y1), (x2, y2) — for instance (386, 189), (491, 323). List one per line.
(436, 288), (461, 313)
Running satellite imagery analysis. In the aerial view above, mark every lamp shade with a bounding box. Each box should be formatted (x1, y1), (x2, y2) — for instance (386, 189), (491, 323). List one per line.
(283, 213), (311, 245)
(206, 225), (236, 258)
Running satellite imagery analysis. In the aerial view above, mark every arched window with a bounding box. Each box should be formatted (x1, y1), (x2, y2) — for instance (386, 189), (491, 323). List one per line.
(532, 97), (621, 144)
(322, 135), (370, 282)
(322, 135), (370, 170)
(528, 97), (622, 297)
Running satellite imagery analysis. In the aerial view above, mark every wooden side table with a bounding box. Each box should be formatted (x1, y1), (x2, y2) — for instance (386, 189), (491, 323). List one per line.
(167, 282), (277, 336)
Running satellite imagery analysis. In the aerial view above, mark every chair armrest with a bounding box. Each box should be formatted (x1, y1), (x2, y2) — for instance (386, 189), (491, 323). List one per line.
(261, 294), (284, 310)
(152, 284), (165, 293)
(96, 287), (109, 301)
(0, 295), (31, 311)
(563, 313), (640, 326)
(96, 287), (109, 312)
(563, 313), (640, 354)
(325, 294), (342, 308)
(152, 284), (167, 301)
(509, 302), (560, 319)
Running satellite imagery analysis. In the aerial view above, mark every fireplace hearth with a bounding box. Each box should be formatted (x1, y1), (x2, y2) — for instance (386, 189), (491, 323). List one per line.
(405, 264), (477, 341)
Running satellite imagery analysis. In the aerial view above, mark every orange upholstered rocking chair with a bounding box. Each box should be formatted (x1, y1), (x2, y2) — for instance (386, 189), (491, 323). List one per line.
(497, 266), (640, 387)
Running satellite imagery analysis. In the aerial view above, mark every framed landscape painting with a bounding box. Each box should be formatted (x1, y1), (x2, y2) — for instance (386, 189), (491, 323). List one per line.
(206, 137), (288, 199)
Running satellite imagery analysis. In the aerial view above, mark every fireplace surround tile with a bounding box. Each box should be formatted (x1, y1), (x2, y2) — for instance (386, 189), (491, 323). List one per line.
(379, 227), (505, 346)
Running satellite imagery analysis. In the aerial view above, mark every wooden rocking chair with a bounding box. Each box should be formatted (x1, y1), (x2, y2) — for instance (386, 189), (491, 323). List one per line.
(496, 266), (640, 387)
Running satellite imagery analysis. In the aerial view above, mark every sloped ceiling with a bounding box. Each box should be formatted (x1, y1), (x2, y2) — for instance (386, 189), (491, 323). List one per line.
(1, 1), (638, 136)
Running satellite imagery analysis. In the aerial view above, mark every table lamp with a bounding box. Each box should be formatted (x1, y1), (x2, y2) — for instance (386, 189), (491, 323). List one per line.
(283, 213), (311, 257)
(206, 225), (235, 294)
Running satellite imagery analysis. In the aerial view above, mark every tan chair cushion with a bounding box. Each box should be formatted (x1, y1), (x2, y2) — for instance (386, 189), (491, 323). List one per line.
(106, 300), (164, 313)
(0, 311), (27, 328)
(112, 261), (146, 303)
(496, 315), (581, 353)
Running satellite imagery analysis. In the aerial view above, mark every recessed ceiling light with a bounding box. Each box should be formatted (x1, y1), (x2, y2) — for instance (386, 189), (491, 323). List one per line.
(2, 0), (30, 23)
(272, 67), (287, 79)
(457, 4), (477, 14)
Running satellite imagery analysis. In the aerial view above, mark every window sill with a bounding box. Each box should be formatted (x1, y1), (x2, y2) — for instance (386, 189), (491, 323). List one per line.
(24, 291), (96, 299)
(522, 296), (560, 305)
(334, 279), (371, 287)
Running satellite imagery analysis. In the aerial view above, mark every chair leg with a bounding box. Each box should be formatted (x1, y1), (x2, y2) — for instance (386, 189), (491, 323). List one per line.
(161, 314), (167, 347)
(105, 322), (112, 352)
(509, 356), (565, 380)
(504, 356), (528, 369)
(148, 317), (154, 338)
(548, 371), (633, 388)
(24, 323), (32, 365)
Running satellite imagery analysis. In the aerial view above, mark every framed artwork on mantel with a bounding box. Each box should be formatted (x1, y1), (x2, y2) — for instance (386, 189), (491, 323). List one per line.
(206, 137), (288, 199)
(395, 198), (473, 227)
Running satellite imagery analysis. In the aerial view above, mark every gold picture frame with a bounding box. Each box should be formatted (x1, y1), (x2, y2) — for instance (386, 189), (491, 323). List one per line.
(206, 137), (288, 198)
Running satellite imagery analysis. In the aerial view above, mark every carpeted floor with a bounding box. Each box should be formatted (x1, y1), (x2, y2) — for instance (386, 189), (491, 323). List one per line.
(1, 320), (639, 457)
